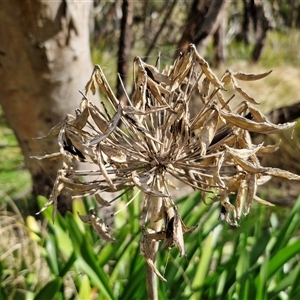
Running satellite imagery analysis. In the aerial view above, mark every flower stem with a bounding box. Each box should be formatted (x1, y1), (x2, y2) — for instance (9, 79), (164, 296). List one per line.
(145, 179), (162, 300)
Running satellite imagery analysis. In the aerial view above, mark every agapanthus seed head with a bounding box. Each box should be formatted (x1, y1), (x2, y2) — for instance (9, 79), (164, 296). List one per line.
(34, 44), (300, 281)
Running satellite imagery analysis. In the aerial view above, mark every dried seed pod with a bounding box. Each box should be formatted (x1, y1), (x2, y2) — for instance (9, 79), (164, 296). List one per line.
(247, 105), (269, 122)
(88, 104), (122, 146)
(224, 144), (263, 159)
(244, 173), (257, 215)
(88, 102), (109, 133)
(221, 70), (232, 85)
(256, 141), (281, 155)
(85, 72), (97, 95)
(199, 110), (219, 156)
(213, 153), (226, 188)
(199, 77), (211, 100)
(235, 180), (247, 220)
(97, 145), (117, 191)
(36, 170), (66, 221)
(78, 211), (116, 242)
(253, 195), (274, 207)
(230, 75), (260, 104)
(132, 171), (168, 197)
(140, 231), (167, 282)
(266, 168), (300, 180)
(93, 65), (119, 107)
(219, 109), (295, 134)
(233, 70), (272, 81)
(220, 195), (238, 226)
(227, 151), (268, 173)
(99, 143), (127, 163)
(72, 107), (89, 130)
(171, 211), (186, 256)
(94, 194), (111, 207)
(34, 115), (74, 140)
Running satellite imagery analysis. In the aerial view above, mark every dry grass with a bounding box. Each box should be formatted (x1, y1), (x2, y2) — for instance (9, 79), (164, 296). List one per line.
(0, 199), (50, 298)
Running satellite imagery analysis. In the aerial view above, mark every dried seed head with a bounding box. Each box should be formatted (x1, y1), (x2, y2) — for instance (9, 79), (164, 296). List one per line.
(34, 44), (300, 281)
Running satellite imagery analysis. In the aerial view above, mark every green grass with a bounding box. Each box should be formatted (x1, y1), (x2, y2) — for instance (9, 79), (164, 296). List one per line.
(0, 110), (31, 198)
(224, 29), (300, 68)
(261, 29), (300, 68)
(1, 193), (300, 299)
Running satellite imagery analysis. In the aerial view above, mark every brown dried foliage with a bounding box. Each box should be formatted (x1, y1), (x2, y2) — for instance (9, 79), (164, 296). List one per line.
(34, 44), (300, 281)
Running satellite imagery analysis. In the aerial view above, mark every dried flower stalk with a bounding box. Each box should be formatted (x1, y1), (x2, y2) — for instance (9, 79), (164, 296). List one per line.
(34, 44), (300, 282)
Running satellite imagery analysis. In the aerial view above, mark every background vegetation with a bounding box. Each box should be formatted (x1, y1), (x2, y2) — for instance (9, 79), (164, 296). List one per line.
(1, 1), (300, 299)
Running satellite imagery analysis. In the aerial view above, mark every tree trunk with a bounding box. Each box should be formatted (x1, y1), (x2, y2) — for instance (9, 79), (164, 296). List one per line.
(143, 0), (178, 63)
(116, 0), (133, 103)
(235, 0), (253, 44)
(251, 0), (271, 62)
(177, 0), (227, 56)
(212, 6), (227, 68)
(0, 0), (93, 214)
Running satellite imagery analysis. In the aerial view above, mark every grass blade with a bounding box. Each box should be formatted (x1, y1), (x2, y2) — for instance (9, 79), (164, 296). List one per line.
(34, 278), (62, 300)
